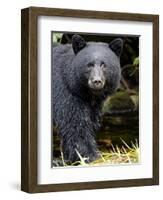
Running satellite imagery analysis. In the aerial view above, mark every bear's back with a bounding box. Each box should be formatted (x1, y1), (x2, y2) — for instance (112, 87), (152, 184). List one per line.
(53, 44), (72, 55)
(52, 43), (74, 85)
(52, 44), (74, 66)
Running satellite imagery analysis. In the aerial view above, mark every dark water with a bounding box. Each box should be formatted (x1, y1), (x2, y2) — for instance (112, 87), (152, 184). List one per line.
(96, 111), (139, 151)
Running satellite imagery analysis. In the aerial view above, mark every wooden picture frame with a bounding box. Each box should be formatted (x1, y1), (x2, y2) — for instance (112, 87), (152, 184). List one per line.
(21, 6), (159, 193)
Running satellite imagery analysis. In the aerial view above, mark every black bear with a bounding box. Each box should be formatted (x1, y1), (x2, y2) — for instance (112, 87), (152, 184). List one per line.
(52, 34), (123, 163)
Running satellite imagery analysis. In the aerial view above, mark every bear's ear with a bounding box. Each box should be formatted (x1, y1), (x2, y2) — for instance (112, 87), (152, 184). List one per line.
(72, 34), (86, 54)
(109, 38), (123, 57)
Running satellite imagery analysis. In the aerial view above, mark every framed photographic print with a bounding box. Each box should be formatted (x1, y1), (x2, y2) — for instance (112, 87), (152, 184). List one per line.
(21, 7), (159, 193)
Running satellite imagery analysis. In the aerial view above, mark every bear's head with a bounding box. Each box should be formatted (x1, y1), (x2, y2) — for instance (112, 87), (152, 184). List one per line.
(71, 34), (123, 97)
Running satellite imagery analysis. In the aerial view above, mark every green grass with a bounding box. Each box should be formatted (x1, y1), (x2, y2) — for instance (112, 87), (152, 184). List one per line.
(60, 139), (140, 167)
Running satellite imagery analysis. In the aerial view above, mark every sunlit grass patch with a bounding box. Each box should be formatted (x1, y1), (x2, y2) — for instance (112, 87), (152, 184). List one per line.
(58, 139), (140, 167)
(90, 139), (139, 166)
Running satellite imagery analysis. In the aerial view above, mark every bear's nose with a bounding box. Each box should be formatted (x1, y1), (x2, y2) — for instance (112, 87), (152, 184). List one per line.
(93, 79), (102, 86)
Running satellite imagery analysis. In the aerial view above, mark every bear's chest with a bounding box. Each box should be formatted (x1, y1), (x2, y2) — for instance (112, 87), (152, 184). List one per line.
(81, 102), (101, 131)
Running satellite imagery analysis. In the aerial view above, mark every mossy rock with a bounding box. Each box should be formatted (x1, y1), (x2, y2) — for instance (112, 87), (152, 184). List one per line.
(130, 94), (139, 110)
(102, 91), (136, 114)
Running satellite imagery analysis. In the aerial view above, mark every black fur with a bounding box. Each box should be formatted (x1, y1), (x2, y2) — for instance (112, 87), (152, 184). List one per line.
(52, 35), (123, 163)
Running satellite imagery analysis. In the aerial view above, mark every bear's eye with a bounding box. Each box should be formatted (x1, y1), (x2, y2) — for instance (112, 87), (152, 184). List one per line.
(87, 62), (94, 68)
(101, 62), (106, 68)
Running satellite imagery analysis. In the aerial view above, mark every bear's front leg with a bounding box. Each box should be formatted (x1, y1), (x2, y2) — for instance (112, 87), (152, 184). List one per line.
(60, 131), (99, 164)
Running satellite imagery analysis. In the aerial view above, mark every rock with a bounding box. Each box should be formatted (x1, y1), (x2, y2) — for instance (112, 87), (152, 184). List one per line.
(102, 91), (136, 114)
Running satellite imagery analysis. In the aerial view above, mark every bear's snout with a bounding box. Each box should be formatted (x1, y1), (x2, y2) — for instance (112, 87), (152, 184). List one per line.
(88, 64), (105, 91)
(89, 78), (105, 91)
